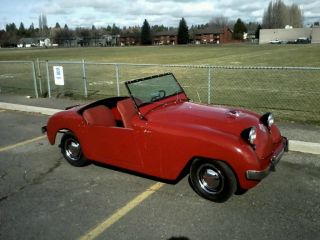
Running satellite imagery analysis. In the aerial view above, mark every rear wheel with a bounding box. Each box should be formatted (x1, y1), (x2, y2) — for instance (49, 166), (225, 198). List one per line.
(60, 132), (88, 167)
(190, 160), (237, 203)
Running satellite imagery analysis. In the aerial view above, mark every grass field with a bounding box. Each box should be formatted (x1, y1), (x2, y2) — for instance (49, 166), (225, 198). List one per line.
(0, 44), (320, 124)
(1, 44), (320, 66)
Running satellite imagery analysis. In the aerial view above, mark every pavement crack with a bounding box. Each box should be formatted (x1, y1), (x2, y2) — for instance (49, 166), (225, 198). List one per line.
(0, 158), (62, 203)
(31, 158), (62, 185)
(0, 171), (7, 180)
(0, 196), (8, 202)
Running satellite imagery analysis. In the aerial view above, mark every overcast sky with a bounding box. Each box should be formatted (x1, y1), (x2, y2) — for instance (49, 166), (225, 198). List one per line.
(0, 0), (319, 29)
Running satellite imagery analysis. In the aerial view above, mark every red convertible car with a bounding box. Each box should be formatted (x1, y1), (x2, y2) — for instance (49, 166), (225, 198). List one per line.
(43, 73), (288, 202)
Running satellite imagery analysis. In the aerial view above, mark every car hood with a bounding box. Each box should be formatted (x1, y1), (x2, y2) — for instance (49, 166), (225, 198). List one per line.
(144, 101), (282, 160)
(145, 101), (261, 136)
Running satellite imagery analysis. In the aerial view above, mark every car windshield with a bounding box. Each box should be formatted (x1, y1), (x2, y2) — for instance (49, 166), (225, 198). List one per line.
(125, 73), (184, 107)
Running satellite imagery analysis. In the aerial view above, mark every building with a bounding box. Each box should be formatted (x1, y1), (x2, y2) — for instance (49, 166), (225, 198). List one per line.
(153, 30), (178, 45)
(192, 27), (233, 44)
(119, 33), (138, 46)
(259, 27), (320, 44)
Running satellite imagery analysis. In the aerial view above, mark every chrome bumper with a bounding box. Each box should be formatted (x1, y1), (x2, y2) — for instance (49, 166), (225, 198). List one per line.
(246, 137), (288, 181)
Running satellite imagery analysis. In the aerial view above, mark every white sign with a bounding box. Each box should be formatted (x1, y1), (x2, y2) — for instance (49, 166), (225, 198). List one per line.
(53, 66), (64, 85)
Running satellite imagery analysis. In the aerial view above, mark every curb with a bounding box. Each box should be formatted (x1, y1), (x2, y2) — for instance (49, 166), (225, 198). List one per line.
(0, 102), (319, 155)
(0, 102), (61, 116)
(289, 140), (320, 155)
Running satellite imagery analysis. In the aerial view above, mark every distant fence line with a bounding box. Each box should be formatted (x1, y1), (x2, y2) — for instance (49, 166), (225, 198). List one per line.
(0, 59), (320, 124)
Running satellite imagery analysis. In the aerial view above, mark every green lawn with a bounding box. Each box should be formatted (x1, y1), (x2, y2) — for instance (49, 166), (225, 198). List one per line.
(1, 44), (320, 66)
(0, 44), (320, 124)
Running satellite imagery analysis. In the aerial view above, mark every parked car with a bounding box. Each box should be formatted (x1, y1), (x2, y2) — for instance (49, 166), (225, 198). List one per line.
(42, 73), (288, 202)
(287, 37), (311, 44)
(270, 39), (282, 44)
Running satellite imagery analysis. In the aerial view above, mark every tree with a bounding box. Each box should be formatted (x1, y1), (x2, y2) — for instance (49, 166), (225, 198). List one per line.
(209, 16), (231, 28)
(111, 23), (121, 35)
(233, 18), (247, 40)
(255, 24), (262, 39)
(263, 0), (303, 28)
(140, 19), (152, 45)
(177, 17), (189, 44)
(55, 22), (61, 29)
(289, 4), (303, 28)
(18, 22), (26, 36)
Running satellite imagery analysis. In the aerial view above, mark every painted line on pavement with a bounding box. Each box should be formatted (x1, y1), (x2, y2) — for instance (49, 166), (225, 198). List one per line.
(78, 182), (165, 240)
(0, 135), (47, 153)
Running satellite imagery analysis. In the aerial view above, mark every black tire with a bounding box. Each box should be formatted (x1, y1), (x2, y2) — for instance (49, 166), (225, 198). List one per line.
(60, 132), (88, 167)
(190, 160), (237, 203)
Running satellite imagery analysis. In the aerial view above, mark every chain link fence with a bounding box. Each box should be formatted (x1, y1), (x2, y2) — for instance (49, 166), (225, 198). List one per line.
(0, 60), (319, 124)
(0, 61), (38, 97)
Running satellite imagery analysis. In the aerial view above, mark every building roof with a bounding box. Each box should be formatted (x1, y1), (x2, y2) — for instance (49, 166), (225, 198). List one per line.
(154, 30), (178, 36)
(194, 27), (223, 35)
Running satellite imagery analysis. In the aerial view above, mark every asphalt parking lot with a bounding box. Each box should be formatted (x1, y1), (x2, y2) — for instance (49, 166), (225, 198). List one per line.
(0, 109), (320, 240)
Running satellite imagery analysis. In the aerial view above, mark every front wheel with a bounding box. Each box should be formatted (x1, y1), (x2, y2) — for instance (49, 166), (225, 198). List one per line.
(60, 132), (88, 167)
(190, 160), (237, 203)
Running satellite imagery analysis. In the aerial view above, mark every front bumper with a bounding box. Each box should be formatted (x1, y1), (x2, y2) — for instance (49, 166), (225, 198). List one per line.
(246, 137), (288, 181)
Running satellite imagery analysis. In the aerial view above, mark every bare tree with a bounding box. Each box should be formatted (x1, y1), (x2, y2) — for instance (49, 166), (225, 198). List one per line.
(263, 0), (303, 28)
(209, 16), (231, 28)
(289, 4), (304, 28)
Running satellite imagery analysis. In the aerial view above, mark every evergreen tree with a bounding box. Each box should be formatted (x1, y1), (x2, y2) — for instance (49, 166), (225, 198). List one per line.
(55, 22), (61, 29)
(111, 23), (121, 35)
(255, 24), (262, 39)
(18, 22), (26, 36)
(177, 17), (189, 44)
(140, 19), (152, 45)
(233, 18), (247, 40)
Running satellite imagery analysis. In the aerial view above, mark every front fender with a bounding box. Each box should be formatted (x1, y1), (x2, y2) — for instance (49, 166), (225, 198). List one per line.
(149, 122), (261, 189)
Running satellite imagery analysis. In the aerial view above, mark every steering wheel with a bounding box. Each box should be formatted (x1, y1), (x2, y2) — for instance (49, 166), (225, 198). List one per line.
(150, 90), (166, 102)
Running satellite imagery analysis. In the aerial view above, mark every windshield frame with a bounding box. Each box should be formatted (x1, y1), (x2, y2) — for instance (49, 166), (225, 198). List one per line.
(125, 73), (186, 109)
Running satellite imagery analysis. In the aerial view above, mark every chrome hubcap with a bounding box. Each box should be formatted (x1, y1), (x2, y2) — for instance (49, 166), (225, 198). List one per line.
(65, 139), (81, 161)
(198, 165), (224, 194)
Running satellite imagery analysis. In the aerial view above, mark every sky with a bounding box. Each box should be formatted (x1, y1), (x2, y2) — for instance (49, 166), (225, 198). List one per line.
(0, 0), (319, 29)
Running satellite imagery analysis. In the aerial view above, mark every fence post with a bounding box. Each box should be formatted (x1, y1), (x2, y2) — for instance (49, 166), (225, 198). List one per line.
(46, 60), (51, 98)
(31, 62), (39, 98)
(207, 67), (212, 104)
(82, 59), (88, 98)
(36, 58), (42, 96)
(115, 64), (120, 96)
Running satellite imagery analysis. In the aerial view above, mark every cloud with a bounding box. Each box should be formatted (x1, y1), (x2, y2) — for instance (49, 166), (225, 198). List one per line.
(2, 0), (319, 29)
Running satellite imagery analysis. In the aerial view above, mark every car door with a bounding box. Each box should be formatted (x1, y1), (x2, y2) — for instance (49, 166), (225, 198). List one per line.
(82, 125), (143, 170)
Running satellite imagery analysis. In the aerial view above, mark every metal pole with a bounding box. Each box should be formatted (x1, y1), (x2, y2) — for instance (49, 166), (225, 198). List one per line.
(82, 59), (88, 98)
(31, 62), (39, 98)
(36, 58), (43, 96)
(46, 60), (51, 98)
(208, 68), (212, 104)
(115, 64), (120, 96)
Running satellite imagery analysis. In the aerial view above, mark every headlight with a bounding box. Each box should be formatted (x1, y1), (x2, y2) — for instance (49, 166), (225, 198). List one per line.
(241, 127), (257, 145)
(260, 112), (274, 128)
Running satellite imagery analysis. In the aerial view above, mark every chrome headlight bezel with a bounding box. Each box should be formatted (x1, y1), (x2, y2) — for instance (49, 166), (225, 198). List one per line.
(260, 112), (274, 128)
(241, 126), (257, 146)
